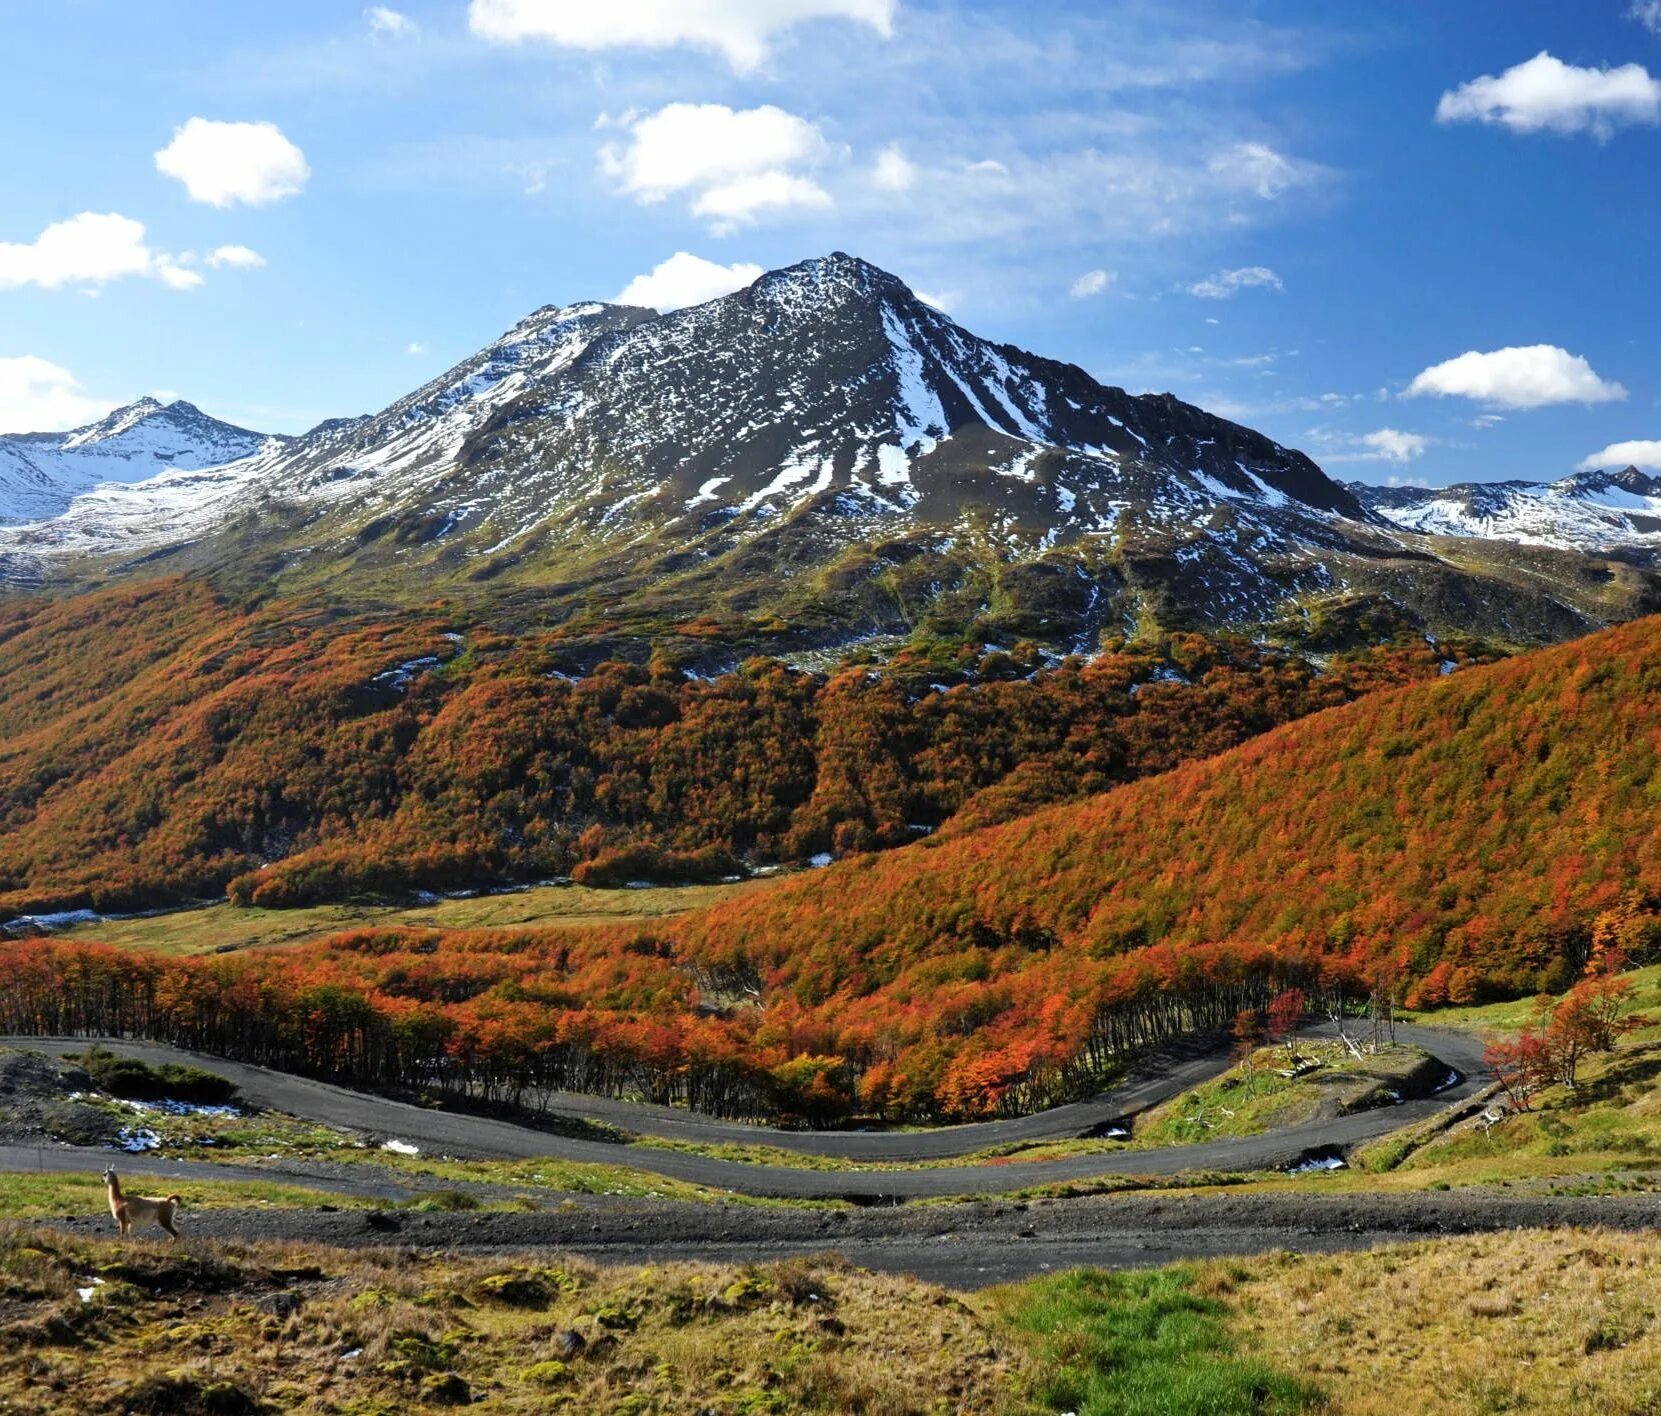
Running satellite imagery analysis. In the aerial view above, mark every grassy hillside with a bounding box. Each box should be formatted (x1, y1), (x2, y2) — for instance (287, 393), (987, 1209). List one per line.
(49, 877), (772, 956)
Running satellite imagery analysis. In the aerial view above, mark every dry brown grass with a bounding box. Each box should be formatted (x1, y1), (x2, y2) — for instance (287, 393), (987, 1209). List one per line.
(0, 1226), (1027, 1414)
(1221, 1229), (1661, 1415)
(55, 876), (775, 957)
(10, 1222), (1661, 1414)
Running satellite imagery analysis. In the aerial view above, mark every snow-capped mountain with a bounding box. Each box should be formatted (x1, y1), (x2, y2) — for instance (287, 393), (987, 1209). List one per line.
(1, 254), (1654, 648)
(0, 398), (270, 525)
(1351, 468), (1661, 556)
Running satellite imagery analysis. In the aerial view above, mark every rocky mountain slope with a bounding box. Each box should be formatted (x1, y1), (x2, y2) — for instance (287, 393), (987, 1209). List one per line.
(0, 398), (269, 526)
(2, 255), (1654, 651)
(1351, 468), (1661, 558)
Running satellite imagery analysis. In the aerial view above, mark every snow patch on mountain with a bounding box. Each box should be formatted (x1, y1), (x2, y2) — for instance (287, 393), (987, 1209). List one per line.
(0, 398), (270, 524)
(1352, 468), (1661, 553)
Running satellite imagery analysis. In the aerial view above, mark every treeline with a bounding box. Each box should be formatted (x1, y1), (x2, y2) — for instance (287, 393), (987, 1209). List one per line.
(0, 933), (1362, 1122)
(0, 578), (1481, 919)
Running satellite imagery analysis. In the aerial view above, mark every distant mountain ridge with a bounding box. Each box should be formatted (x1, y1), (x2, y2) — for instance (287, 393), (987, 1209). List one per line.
(1, 254), (1655, 650)
(0, 398), (270, 525)
(1351, 467), (1661, 556)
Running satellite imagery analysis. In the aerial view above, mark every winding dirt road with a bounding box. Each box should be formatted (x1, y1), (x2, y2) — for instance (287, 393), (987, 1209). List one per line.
(18, 1029), (1648, 1294)
(0, 1026), (1489, 1201)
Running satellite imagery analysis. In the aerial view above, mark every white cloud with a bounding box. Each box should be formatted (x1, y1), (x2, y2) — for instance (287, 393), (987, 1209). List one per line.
(1069, 269), (1114, 298)
(204, 244), (266, 269)
(1636, 2), (1661, 37)
(1406, 345), (1627, 409)
(1354, 428), (1428, 463)
(1578, 439), (1661, 471)
(693, 171), (832, 226)
(600, 103), (833, 232)
(915, 289), (955, 311)
(0, 356), (117, 434)
(1187, 266), (1283, 299)
(1308, 426), (1429, 465)
(1206, 142), (1317, 198)
(366, 6), (416, 36)
(469, 0), (896, 72)
(871, 143), (917, 191)
(155, 118), (311, 207)
(1436, 51), (1661, 139)
(406, 341), (428, 355)
(615, 252), (763, 310)
(0, 212), (200, 292)
(836, 130), (1329, 254)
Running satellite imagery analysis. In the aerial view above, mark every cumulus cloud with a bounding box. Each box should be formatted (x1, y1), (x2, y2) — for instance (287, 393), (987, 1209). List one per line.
(1436, 51), (1661, 138)
(366, 6), (416, 36)
(155, 119), (311, 207)
(871, 143), (917, 191)
(204, 244), (266, 269)
(615, 252), (763, 310)
(1406, 345), (1627, 409)
(469, 0), (896, 72)
(1187, 266), (1283, 299)
(0, 356), (118, 434)
(600, 103), (833, 232)
(0, 212), (201, 292)
(1069, 269), (1114, 298)
(1578, 438), (1661, 471)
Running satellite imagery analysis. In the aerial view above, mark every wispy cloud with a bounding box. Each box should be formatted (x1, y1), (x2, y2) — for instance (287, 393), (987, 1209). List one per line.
(1187, 266), (1284, 299)
(1312, 426), (1431, 464)
(469, 0), (897, 74)
(0, 356), (116, 433)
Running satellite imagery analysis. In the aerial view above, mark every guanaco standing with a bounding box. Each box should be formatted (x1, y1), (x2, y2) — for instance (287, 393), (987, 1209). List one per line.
(103, 1166), (181, 1241)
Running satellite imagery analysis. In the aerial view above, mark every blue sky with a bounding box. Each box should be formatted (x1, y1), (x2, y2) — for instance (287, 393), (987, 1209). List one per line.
(2, 0), (1659, 487)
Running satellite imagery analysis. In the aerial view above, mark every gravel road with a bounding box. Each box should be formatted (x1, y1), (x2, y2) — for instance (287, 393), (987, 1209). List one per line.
(0, 1026), (1489, 1200)
(27, 1191), (1660, 1291)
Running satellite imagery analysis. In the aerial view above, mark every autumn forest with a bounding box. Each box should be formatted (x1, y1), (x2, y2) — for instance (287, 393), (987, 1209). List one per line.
(0, 578), (1656, 1121)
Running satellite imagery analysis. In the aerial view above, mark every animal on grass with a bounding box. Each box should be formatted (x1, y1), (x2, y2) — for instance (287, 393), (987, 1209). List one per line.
(102, 1166), (181, 1241)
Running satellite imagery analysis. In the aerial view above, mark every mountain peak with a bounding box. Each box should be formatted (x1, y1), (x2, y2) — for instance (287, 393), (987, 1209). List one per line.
(1547, 465), (1661, 500)
(751, 251), (917, 310)
(6, 250), (1649, 651)
(0, 393), (270, 526)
